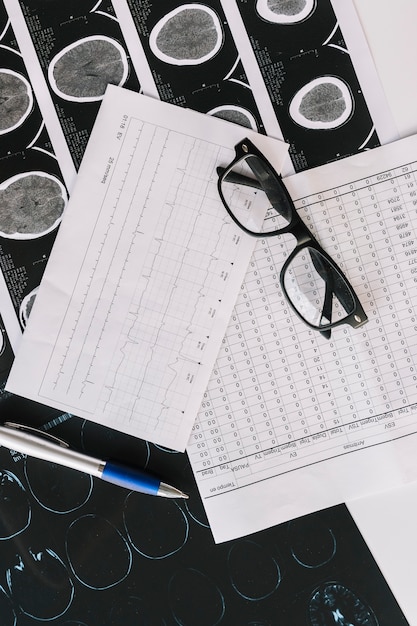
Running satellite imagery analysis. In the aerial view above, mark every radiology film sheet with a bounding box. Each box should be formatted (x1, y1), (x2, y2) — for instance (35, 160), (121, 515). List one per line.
(115, 0), (397, 171)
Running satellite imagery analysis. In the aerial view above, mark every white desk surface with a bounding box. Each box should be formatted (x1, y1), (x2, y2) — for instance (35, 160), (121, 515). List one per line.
(350, 3), (417, 624)
(354, 1), (417, 141)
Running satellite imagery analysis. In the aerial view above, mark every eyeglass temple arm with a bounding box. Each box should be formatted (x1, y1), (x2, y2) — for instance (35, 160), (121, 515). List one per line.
(310, 249), (365, 338)
(310, 251), (357, 312)
(319, 284), (333, 340)
(309, 250), (333, 339)
(217, 166), (289, 222)
(216, 166), (263, 190)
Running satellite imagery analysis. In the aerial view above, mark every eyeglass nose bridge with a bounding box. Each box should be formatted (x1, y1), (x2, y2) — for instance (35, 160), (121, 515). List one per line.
(284, 212), (316, 247)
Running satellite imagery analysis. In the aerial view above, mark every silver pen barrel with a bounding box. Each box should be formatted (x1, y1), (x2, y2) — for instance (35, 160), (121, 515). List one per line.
(0, 425), (102, 477)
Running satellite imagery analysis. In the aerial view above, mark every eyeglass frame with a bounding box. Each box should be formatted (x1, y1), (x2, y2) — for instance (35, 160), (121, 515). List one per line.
(217, 138), (368, 336)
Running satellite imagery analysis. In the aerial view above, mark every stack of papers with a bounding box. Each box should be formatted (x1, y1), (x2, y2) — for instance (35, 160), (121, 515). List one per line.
(6, 85), (288, 452)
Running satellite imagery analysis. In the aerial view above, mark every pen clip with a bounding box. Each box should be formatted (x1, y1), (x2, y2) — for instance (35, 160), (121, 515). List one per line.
(4, 422), (70, 448)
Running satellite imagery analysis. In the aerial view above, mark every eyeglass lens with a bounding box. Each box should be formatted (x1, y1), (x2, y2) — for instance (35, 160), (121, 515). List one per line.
(221, 154), (293, 234)
(283, 247), (356, 328)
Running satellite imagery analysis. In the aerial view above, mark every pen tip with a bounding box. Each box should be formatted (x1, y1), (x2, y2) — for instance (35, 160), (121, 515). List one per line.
(158, 482), (189, 499)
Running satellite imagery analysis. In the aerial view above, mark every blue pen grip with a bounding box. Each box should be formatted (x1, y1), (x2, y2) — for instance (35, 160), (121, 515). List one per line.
(101, 461), (160, 495)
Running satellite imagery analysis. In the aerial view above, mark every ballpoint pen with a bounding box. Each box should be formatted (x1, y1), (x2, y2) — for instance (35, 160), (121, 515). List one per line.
(0, 422), (188, 499)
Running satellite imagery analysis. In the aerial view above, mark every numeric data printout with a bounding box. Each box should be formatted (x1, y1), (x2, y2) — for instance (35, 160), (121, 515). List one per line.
(6, 85), (289, 451)
(188, 133), (417, 542)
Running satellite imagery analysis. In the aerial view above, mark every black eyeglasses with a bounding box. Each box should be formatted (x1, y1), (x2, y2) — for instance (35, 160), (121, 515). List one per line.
(217, 138), (368, 338)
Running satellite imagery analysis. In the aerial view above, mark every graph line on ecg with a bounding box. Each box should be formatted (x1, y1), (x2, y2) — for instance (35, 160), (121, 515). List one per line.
(102, 138), (226, 425)
(48, 119), (151, 397)
(42, 119), (236, 432)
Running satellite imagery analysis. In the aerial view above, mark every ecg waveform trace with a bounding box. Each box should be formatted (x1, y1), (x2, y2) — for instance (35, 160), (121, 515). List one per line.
(38, 118), (244, 449)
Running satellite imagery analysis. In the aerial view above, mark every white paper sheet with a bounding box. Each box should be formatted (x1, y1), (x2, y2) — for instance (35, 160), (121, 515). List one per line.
(353, 0), (417, 141)
(187, 132), (417, 542)
(6, 85), (289, 452)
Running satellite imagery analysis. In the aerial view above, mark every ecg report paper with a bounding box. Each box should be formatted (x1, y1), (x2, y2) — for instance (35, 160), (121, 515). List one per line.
(6, 85), (288, 451)
(188, 133), (417, 542)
